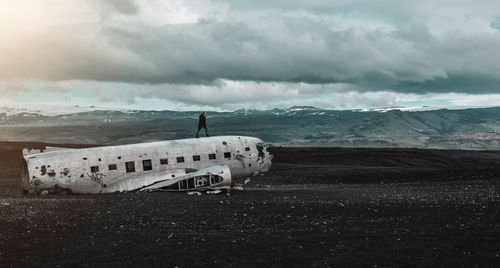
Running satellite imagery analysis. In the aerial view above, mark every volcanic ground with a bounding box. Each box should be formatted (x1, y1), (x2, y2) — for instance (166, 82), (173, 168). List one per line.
(1, 142), (500, 267)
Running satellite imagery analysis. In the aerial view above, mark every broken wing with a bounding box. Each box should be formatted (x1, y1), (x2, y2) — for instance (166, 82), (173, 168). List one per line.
(139, 165), (232, 192)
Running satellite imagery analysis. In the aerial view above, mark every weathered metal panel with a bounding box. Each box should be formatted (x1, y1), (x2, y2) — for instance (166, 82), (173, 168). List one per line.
(22, 136), (272, 194)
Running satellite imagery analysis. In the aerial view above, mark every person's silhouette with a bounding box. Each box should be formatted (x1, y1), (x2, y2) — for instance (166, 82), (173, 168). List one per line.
(196, 112), (209, 138)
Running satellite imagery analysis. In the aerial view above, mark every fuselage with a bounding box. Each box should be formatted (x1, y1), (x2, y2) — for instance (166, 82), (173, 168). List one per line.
(22, 136), (272, 193)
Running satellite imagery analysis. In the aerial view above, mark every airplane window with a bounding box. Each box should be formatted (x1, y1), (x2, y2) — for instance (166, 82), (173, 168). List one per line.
(160, 158), (168, 165)
(108, 164), (117, 170)
(83, 158), (87, 160)
(245, 147), (250, 151)
(143, 160), (153, 171)
(193, 155), (201, 161)
(224, 152), (231, 158)
(126, 161), (135, 173)
(177, 157), (185, 163)
(118, 156), (122, 160)
(90, 166), (99, 173)
(209, 153), (216, 160)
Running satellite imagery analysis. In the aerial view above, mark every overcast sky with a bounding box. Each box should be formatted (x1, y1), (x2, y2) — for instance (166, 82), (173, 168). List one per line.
(1, 0), (500, 110)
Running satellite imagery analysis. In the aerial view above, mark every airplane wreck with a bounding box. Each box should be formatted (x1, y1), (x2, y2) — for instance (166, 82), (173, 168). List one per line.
(21, 136), (272, 194)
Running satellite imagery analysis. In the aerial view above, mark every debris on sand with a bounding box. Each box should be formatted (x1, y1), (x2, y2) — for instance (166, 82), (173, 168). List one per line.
(206, 190), (222, 195)
(41, 190), (49, 196)
(233, 186), (244, 191)
(244, 178), (251, 184)
(187, 191), (202, 196)
(0, 200), (10, 207)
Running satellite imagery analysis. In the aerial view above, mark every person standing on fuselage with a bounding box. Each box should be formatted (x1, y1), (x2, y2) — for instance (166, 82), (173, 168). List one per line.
(196, 112), (209, 138)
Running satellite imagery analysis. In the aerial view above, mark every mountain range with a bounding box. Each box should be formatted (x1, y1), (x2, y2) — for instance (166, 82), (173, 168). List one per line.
(1, 105), (500, 149)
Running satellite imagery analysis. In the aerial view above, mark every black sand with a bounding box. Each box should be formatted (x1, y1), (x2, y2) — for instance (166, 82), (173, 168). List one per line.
(1, 143), (499, 267)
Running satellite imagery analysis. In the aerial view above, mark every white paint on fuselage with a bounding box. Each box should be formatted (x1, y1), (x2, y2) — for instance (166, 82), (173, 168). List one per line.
(22, 136), (272, 194)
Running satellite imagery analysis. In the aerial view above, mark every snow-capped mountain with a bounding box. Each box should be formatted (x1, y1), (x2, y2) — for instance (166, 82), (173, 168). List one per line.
(1, 105), (500, 150)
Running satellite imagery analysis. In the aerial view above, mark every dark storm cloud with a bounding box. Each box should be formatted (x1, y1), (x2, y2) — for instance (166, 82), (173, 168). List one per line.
(1, 0), (500, 95)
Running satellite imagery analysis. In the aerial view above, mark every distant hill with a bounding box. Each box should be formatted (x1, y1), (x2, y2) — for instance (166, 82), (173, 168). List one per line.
(1, 106), (500, 150)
